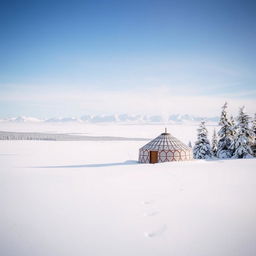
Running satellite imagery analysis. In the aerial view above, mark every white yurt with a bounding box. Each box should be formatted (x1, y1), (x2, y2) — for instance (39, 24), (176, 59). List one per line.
(139, 129), (193, 163)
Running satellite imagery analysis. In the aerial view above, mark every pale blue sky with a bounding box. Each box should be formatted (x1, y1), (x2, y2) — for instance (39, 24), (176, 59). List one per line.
(0, 0), (255, 118)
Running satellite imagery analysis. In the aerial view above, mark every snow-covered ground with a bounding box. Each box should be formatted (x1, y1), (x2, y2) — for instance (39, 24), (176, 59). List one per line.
(0, 121), (216, 143)
(1, 123), (256, 256)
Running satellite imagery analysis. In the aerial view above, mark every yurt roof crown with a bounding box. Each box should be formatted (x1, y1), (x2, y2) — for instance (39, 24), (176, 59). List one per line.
(140, 128), (190, 151)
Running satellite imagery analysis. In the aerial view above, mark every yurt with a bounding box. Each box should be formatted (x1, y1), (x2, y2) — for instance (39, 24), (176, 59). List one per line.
(139, 129), (193, 163)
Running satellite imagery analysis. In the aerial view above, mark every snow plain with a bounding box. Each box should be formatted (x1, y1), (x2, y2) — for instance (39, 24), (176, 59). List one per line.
(1, 123), (256, 256)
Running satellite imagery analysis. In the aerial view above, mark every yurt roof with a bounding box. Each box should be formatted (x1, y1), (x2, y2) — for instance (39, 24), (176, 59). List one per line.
(140, 131), (191, 151)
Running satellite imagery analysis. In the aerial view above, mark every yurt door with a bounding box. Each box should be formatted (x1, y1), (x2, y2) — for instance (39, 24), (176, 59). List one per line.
(150, 151), (158, 163)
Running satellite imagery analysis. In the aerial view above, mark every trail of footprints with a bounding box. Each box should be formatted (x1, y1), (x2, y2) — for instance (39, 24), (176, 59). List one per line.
(142, 199), (167, 238)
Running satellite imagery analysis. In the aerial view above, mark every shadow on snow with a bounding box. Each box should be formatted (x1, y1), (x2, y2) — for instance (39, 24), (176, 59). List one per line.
(33, 160), (139, 169)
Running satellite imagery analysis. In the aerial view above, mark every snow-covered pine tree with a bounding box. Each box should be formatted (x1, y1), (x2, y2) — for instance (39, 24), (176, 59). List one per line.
(252, 113), (256, 135)
(233, 128), (253, 158)
(211, 129), (218, 157)
(252, 114), (256, 156)
(237, 107), (254, 144)
(228, 114), (237, 156)
(193, 121), (213, 159)
(217, 102), (235, 158)
(233, 107), (254, 158)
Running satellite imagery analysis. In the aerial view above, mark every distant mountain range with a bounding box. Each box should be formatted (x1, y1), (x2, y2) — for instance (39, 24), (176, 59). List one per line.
(0, 114), (219, 124)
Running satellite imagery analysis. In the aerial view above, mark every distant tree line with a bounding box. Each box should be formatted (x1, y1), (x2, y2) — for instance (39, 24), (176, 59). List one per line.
(193, 102), (256, 159)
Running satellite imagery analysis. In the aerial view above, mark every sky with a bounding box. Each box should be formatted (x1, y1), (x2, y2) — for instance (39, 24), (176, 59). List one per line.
(0, 0), (256, 118)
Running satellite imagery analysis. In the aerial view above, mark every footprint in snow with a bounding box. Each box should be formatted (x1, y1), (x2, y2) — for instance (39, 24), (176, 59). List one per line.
(142, 200), (154, 205)
(144, 225), (167, 238)
(144, 210), (159, 217)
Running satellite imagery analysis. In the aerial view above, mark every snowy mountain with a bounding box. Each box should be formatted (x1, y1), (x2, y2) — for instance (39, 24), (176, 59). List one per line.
(0, 114), (218, 124)
(1, 116), (43, 123)
(45, 117), (82, 123)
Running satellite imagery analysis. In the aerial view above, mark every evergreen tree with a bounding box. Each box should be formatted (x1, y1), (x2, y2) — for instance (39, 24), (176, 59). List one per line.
(233, 107), (254, 158)
(193, 121), (213, 159)
(217, 102), (235, 158)
(233, 128), (253, 158)
(237, 107), (254, 144)
(252, 114), (256, 134)
(228, 114), (237, 156)
(211, 129), (218, 157)
(251, 114), (256, 156)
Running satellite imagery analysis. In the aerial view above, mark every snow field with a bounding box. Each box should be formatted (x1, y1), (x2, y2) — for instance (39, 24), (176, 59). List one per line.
(0, 124), (256, 256)
(0, 122), (215, 143)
